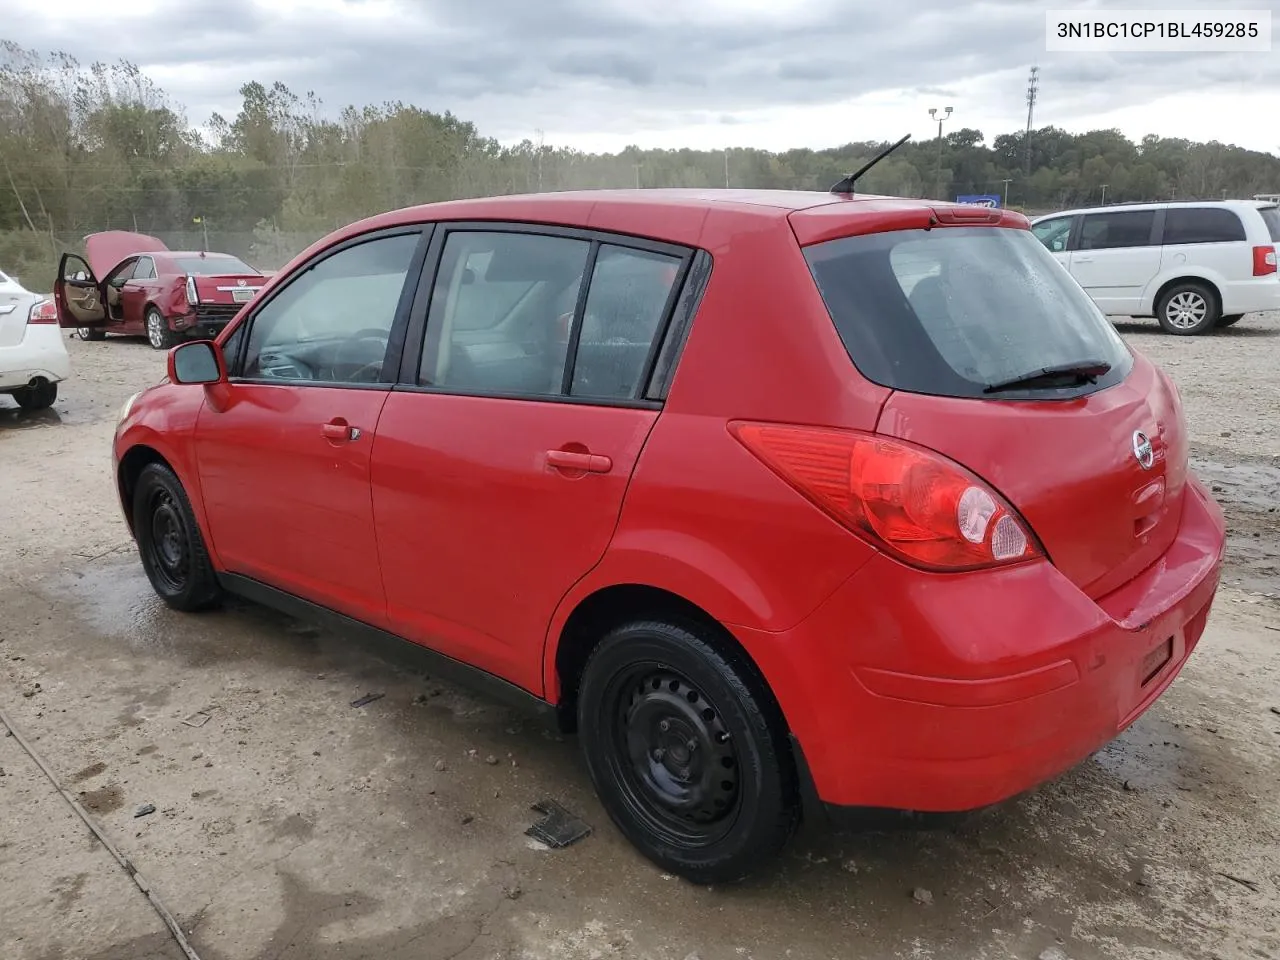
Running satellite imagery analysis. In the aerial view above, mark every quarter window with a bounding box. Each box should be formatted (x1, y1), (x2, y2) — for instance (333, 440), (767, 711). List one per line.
(240, 232), (419, 385)
(571, 245), (681, 400)
(1031, 217), (1072, 253)
(1163, 207), (1246, 245)
(1078, 210), (1156, 250)
(132, 257), (157, 280)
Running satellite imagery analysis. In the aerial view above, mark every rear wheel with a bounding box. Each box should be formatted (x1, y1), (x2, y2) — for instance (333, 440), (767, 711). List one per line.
(577, 619), (798, 884)
(1156, 282), (1219, 335)
(1217, 314), (1244, 328)
(78, 327), (106, 341)
(13, 378), (57, 410)
(132, 463), (221, 611)
(146, 307), (177, 350)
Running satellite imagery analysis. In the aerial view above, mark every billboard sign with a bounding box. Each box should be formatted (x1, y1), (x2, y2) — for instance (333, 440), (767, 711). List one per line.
(955, 194), (1002, 207)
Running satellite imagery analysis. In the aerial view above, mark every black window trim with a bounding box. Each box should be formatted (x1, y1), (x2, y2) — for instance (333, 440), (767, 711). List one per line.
(393, 219), (700, 409)
(221, 224), (432, 391)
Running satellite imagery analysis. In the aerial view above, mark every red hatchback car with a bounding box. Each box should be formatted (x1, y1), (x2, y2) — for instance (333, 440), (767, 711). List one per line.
(55, 231), (265, 349)
(112, 189), (1225, 882)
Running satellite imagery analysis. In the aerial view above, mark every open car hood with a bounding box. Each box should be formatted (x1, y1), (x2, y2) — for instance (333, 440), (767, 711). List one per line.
(84, 231), (168, 277)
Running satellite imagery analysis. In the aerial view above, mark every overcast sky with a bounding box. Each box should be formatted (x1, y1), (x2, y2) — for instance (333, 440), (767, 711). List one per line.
(6, 0), (1279, 155)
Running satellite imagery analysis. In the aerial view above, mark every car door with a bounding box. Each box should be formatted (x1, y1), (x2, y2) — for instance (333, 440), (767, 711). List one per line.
(101, 257), (143, 329)
(1067, 208), (1161, 315)
(54, 254), (110, 332)
(121, 256), (158, 330)
(1030, 215), (1075, 267)
(1160, 206), (1248, 286)
(371, 225), (692, 692)
(193, 227), (429, 628)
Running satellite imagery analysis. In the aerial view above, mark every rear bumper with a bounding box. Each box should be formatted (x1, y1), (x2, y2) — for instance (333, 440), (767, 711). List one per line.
(736, 477), (1226, 813)
(171, 306), (238, 339)
(0, 330), (71, 390)
(1219, 277), (1280, 316)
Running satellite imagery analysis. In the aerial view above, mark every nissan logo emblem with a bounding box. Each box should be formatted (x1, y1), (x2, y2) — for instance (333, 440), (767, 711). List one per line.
(1132, 431), (1155, 470)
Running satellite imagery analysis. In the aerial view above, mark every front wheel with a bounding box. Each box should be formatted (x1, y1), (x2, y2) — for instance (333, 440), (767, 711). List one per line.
(132, 463), (221, 611)
(1156, 283), (1219, 335)
(78, 326), (106, 341)
(13, 378), (57, 410)
(146, 307), (177, 350)
(577, 619), (798, 884)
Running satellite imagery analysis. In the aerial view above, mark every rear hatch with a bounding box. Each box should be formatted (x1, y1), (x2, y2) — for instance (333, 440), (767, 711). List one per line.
(801, 218), (1187, 599)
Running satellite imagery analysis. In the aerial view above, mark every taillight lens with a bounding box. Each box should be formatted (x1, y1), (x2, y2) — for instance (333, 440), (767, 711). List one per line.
(730, 422), (1043, 571)
(185, 275), (199, 305)
(1253, 245), (1277, 276)
(27, 300), (58, 324)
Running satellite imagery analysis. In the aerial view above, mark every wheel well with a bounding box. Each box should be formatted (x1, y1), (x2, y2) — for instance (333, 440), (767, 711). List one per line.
(117, 445), (171, 535)
(1152, 276), (1220, 315)
(553, 584), (789, 738)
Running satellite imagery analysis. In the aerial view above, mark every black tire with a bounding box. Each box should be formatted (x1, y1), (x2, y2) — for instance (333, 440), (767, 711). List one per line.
(132, 463), (221, 611)
(145, 307), (177, 350)
(13, 378), (57, 410)
(1156, 282), (1219, 335)
(1217, 314), (1244, 328)
(577, 619), (798, 884)
(78, 327), (106, 341)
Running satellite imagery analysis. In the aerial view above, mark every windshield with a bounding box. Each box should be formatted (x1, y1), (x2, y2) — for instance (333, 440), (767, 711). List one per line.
(1259, 206), (1280, 242)
(803, 226), (1132, 399)
(175, 256), (257, 276)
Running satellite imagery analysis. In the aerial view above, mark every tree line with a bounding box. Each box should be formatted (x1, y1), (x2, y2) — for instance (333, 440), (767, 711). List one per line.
(2, 41), (1279, 291)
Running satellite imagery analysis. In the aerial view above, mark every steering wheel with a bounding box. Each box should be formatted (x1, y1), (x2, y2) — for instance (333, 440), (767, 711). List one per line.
(334, 329), (391, 383)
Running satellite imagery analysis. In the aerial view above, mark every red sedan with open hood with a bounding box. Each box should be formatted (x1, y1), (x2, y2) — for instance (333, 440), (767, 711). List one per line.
(111, 185), (1226, 883)
(55, 231), (265, 349)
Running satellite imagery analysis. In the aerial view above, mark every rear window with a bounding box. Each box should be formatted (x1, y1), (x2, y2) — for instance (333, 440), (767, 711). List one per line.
(1259, 206), (1280, 242)
(804, 226), (1133, 400)
(175, 256), (257, 276)
(1163, 207), (1246, 244)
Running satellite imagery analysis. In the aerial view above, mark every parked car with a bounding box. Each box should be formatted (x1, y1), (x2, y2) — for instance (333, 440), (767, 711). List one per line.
(113, 189), (1226, 882)
(1030, 200), (1280, 334)
(54, 231), (265, 349)
(1, 295), (70, 410)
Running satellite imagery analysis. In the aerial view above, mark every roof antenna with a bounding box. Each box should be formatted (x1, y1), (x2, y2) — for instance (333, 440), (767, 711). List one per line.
(830, 134), (911, 196)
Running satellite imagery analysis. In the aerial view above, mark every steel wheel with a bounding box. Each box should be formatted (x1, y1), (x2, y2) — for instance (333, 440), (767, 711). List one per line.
(605, 666), (742, 846)
(142, 487), (189, 595)
(1163, 291), (1207, 331)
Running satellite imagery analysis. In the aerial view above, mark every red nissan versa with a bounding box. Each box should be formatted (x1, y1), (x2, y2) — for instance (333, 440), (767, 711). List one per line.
(112, 188), (1225, 883)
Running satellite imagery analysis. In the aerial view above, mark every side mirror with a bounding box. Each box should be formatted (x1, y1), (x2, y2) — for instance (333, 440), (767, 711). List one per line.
(168, 340), (225, 385)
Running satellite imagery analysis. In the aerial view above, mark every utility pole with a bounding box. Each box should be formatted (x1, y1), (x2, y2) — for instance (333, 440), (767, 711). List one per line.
(1002, 178), (1012, 207)
(632, 162), (642, 189)
(928, 106), (953, 199)
(1024, 65), (1039, 176)
(724, 149), (730, 188)
(536, 128), (544, 192)
(1100, 183), (1108, 205)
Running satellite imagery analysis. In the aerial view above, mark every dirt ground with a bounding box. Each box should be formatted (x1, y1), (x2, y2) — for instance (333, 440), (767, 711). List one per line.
(1, 316), (1278, 960)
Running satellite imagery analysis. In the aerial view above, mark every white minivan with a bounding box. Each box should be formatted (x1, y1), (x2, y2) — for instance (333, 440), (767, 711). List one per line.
(1030, 200), (1280, 335)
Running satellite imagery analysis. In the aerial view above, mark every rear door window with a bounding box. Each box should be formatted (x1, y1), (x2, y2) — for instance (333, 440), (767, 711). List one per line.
(804, 226), (1133, 400)
(1078, 210), (1156, 250)
(1163, 207), (1246, 244)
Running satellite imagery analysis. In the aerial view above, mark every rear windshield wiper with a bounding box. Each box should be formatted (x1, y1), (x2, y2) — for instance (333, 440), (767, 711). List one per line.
(983, 360), (1112, 394)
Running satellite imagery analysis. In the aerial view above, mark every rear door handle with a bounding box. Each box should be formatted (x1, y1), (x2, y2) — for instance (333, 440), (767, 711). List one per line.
(546, 449), (612, 473)
(322, 418), (361, 442)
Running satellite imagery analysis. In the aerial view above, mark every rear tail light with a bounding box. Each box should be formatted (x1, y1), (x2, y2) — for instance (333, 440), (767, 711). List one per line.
(27, 300), (58, 324)
(185, 274), (199, 305)
(730, 422), (1043, 571)
(1253, 245), (1277, 276)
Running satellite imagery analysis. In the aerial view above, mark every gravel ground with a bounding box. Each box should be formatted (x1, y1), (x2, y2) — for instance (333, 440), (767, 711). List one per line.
(1, 317), (1278, 960)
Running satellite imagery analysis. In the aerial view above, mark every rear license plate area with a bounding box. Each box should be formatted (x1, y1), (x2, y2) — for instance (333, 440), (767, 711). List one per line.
(1140, 637), (1173, 687)
(232, 287), (255, 302)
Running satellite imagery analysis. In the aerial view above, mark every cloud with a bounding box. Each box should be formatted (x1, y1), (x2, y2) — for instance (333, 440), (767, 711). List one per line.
(5, 0), (1277, 151)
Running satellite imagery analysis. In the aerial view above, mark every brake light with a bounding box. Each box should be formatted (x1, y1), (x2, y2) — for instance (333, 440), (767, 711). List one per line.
(1254, 245), (1277, 276)
(730, 422), (1043, 571)
(185, 274), (199, 305)
(27, 300), (58, 324)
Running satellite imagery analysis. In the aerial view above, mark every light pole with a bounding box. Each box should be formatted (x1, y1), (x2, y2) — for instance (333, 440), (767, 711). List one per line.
(928, 106), (953, 199)
(1002, 178), (1012, 207)
(1100, 183), (1108, 206)
(632, 162), (642, 189)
